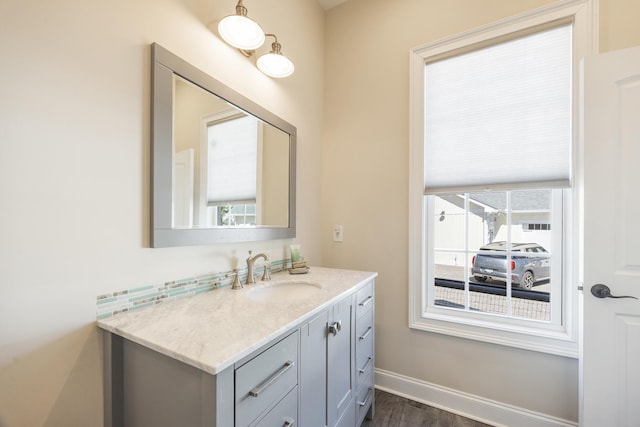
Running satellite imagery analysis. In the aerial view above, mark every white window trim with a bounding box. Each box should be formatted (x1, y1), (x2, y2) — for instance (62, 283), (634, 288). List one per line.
(408, 0), (597, 358)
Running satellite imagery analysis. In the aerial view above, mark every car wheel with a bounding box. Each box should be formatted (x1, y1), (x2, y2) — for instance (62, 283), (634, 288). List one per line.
(520, 271), (534, 289)
(473, 276), (487, 282)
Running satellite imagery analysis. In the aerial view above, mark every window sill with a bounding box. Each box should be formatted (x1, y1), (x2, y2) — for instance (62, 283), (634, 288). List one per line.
(409, 311), (579, 358)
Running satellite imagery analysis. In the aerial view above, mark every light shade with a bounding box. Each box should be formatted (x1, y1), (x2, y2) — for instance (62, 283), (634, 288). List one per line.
(257, 41), (295, 78)
(218, 14), (265, 51)
(257, 53), (295, 78)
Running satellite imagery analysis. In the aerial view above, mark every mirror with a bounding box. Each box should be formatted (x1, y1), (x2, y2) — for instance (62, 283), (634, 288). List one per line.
(151, 43), (296, 247)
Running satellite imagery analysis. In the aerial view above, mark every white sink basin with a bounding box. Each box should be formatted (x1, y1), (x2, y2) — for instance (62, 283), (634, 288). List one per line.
(247, 280), (322, 302)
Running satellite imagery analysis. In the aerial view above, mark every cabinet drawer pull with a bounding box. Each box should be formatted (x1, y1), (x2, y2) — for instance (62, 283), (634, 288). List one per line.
(358, 295), (372, 307)
(357, 388), (373, 407)
(358, 357), (373, 374)
(249, 361), (294, 397)
(358, 326), (372, 341)
(283, 418), (295, 426)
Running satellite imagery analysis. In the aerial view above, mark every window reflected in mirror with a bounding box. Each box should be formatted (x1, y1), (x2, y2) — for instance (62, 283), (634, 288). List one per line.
(172, 76), (290, 229)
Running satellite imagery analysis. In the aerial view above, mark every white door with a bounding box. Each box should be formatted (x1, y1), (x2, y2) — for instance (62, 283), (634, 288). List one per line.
(582, 45), (640, 426)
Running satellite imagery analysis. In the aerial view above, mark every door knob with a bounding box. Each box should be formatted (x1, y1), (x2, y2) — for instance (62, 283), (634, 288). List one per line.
(590, 284), (638, 300)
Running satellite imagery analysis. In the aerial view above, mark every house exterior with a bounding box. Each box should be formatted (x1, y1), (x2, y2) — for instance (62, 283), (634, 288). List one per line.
(433, 191), (553, 268)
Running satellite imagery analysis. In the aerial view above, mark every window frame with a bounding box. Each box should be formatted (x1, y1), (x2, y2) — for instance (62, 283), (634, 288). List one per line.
(408, 0), (597, 357)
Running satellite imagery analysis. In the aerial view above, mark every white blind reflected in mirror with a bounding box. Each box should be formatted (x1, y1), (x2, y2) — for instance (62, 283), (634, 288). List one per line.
(207, 115), (259, 204)
(424, 23), (572, 194)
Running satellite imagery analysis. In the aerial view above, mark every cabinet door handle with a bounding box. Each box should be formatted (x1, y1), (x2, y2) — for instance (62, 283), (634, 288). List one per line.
(249, 361), (294, 397)
(358, 357), (373, 374)
(358, 295), (373, 307)
(358, 326), (372, 341)
(283, 418), (295, 426)
(328, 321), (342, 336)
(357, 388), (374, 407)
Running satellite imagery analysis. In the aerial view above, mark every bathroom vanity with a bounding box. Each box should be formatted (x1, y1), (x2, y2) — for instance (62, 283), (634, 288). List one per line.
(98, 267), (376, 427)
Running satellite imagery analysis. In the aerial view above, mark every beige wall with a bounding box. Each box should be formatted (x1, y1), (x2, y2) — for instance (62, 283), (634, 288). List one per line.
(0, 1), (324, 426)
(322, 0), (640, 423)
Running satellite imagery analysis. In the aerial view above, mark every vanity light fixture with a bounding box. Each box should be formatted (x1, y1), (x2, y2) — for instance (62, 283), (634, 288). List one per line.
(256, 34), (295, 78)
(217, 0), (265, 50)
(217, 1), (295, 78)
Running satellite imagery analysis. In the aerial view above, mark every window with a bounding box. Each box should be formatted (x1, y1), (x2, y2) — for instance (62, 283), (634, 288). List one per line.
(204, 112), (261, 227)
(214, 203), (257, 226)
(431, 189), (561, 323)
(523, 223), (551, 231)
(409, 1), (595, 356)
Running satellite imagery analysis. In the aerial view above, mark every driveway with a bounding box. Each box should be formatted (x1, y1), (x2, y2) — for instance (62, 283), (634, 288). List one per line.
(434, 264), (550, 320)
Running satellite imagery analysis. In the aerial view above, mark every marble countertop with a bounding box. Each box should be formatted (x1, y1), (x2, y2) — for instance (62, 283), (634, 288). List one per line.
(97, 267), (377, 375)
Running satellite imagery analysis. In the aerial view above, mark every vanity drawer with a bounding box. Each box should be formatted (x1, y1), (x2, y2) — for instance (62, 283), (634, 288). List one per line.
(355, 355), (373, 391)
(355, 282), (374, 320)
(355, 308), (373, 361)
(252, 386), (297, 427)
(335, 397), (356, 427)
(355, 384), (374, 426)
(236, 331), (298, 427)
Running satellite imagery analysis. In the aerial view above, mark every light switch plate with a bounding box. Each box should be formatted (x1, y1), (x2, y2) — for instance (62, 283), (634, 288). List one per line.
(333, 225), (343, 242)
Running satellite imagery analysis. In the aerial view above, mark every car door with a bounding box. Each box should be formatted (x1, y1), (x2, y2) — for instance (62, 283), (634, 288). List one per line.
(531, 247), (550, 281)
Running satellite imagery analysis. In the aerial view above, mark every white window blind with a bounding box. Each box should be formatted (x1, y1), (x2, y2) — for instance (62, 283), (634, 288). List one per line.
(423, 23), (572, 194)
(207, 115), (258, 205)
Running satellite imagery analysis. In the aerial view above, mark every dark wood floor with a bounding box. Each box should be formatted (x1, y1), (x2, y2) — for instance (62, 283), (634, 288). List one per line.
(362, 389), (494, 427)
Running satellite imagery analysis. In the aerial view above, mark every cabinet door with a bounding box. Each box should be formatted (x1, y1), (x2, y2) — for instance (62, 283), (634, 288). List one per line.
(300, 309), (328, 427)
(327, 295), (354, 427)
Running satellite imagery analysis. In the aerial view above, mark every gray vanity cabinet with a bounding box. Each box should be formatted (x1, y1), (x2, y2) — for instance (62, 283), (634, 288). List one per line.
(102, 277), (375, 427)
(300, 309), (329, 426)
(300, 280), (375, 427)
(354, 282), (375, 425)
(300, 295), (355, 427)
(327, 295), (355, 427)
(234, 331), (299, 426)
(103, 334), (235, 427)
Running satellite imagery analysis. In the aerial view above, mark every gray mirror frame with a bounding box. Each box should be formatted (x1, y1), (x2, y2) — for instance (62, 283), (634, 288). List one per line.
(151, 43), (296, 247)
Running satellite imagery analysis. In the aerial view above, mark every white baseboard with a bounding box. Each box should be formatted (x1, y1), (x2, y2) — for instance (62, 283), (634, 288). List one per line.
(374, 368), (577, 427)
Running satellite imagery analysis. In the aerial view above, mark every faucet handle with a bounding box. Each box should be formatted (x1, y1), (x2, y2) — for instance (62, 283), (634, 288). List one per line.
(229, 270), (243, 290)
(261, 262), (272, 281)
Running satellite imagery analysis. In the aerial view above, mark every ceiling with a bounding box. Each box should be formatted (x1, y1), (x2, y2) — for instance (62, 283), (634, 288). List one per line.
(317, 0), (349, 10)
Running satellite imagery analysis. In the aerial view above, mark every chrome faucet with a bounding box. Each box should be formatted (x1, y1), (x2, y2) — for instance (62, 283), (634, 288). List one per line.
(246, 250), (271, 285)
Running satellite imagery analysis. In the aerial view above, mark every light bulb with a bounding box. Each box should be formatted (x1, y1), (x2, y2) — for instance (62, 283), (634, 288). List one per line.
(257, 53), (295, 78)
(218, 14), (265, 50)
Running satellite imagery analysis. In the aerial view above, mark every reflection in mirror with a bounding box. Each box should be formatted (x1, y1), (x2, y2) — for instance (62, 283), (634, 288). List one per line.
(151, 43), (296, 247)
(173, 76), (290, 229)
